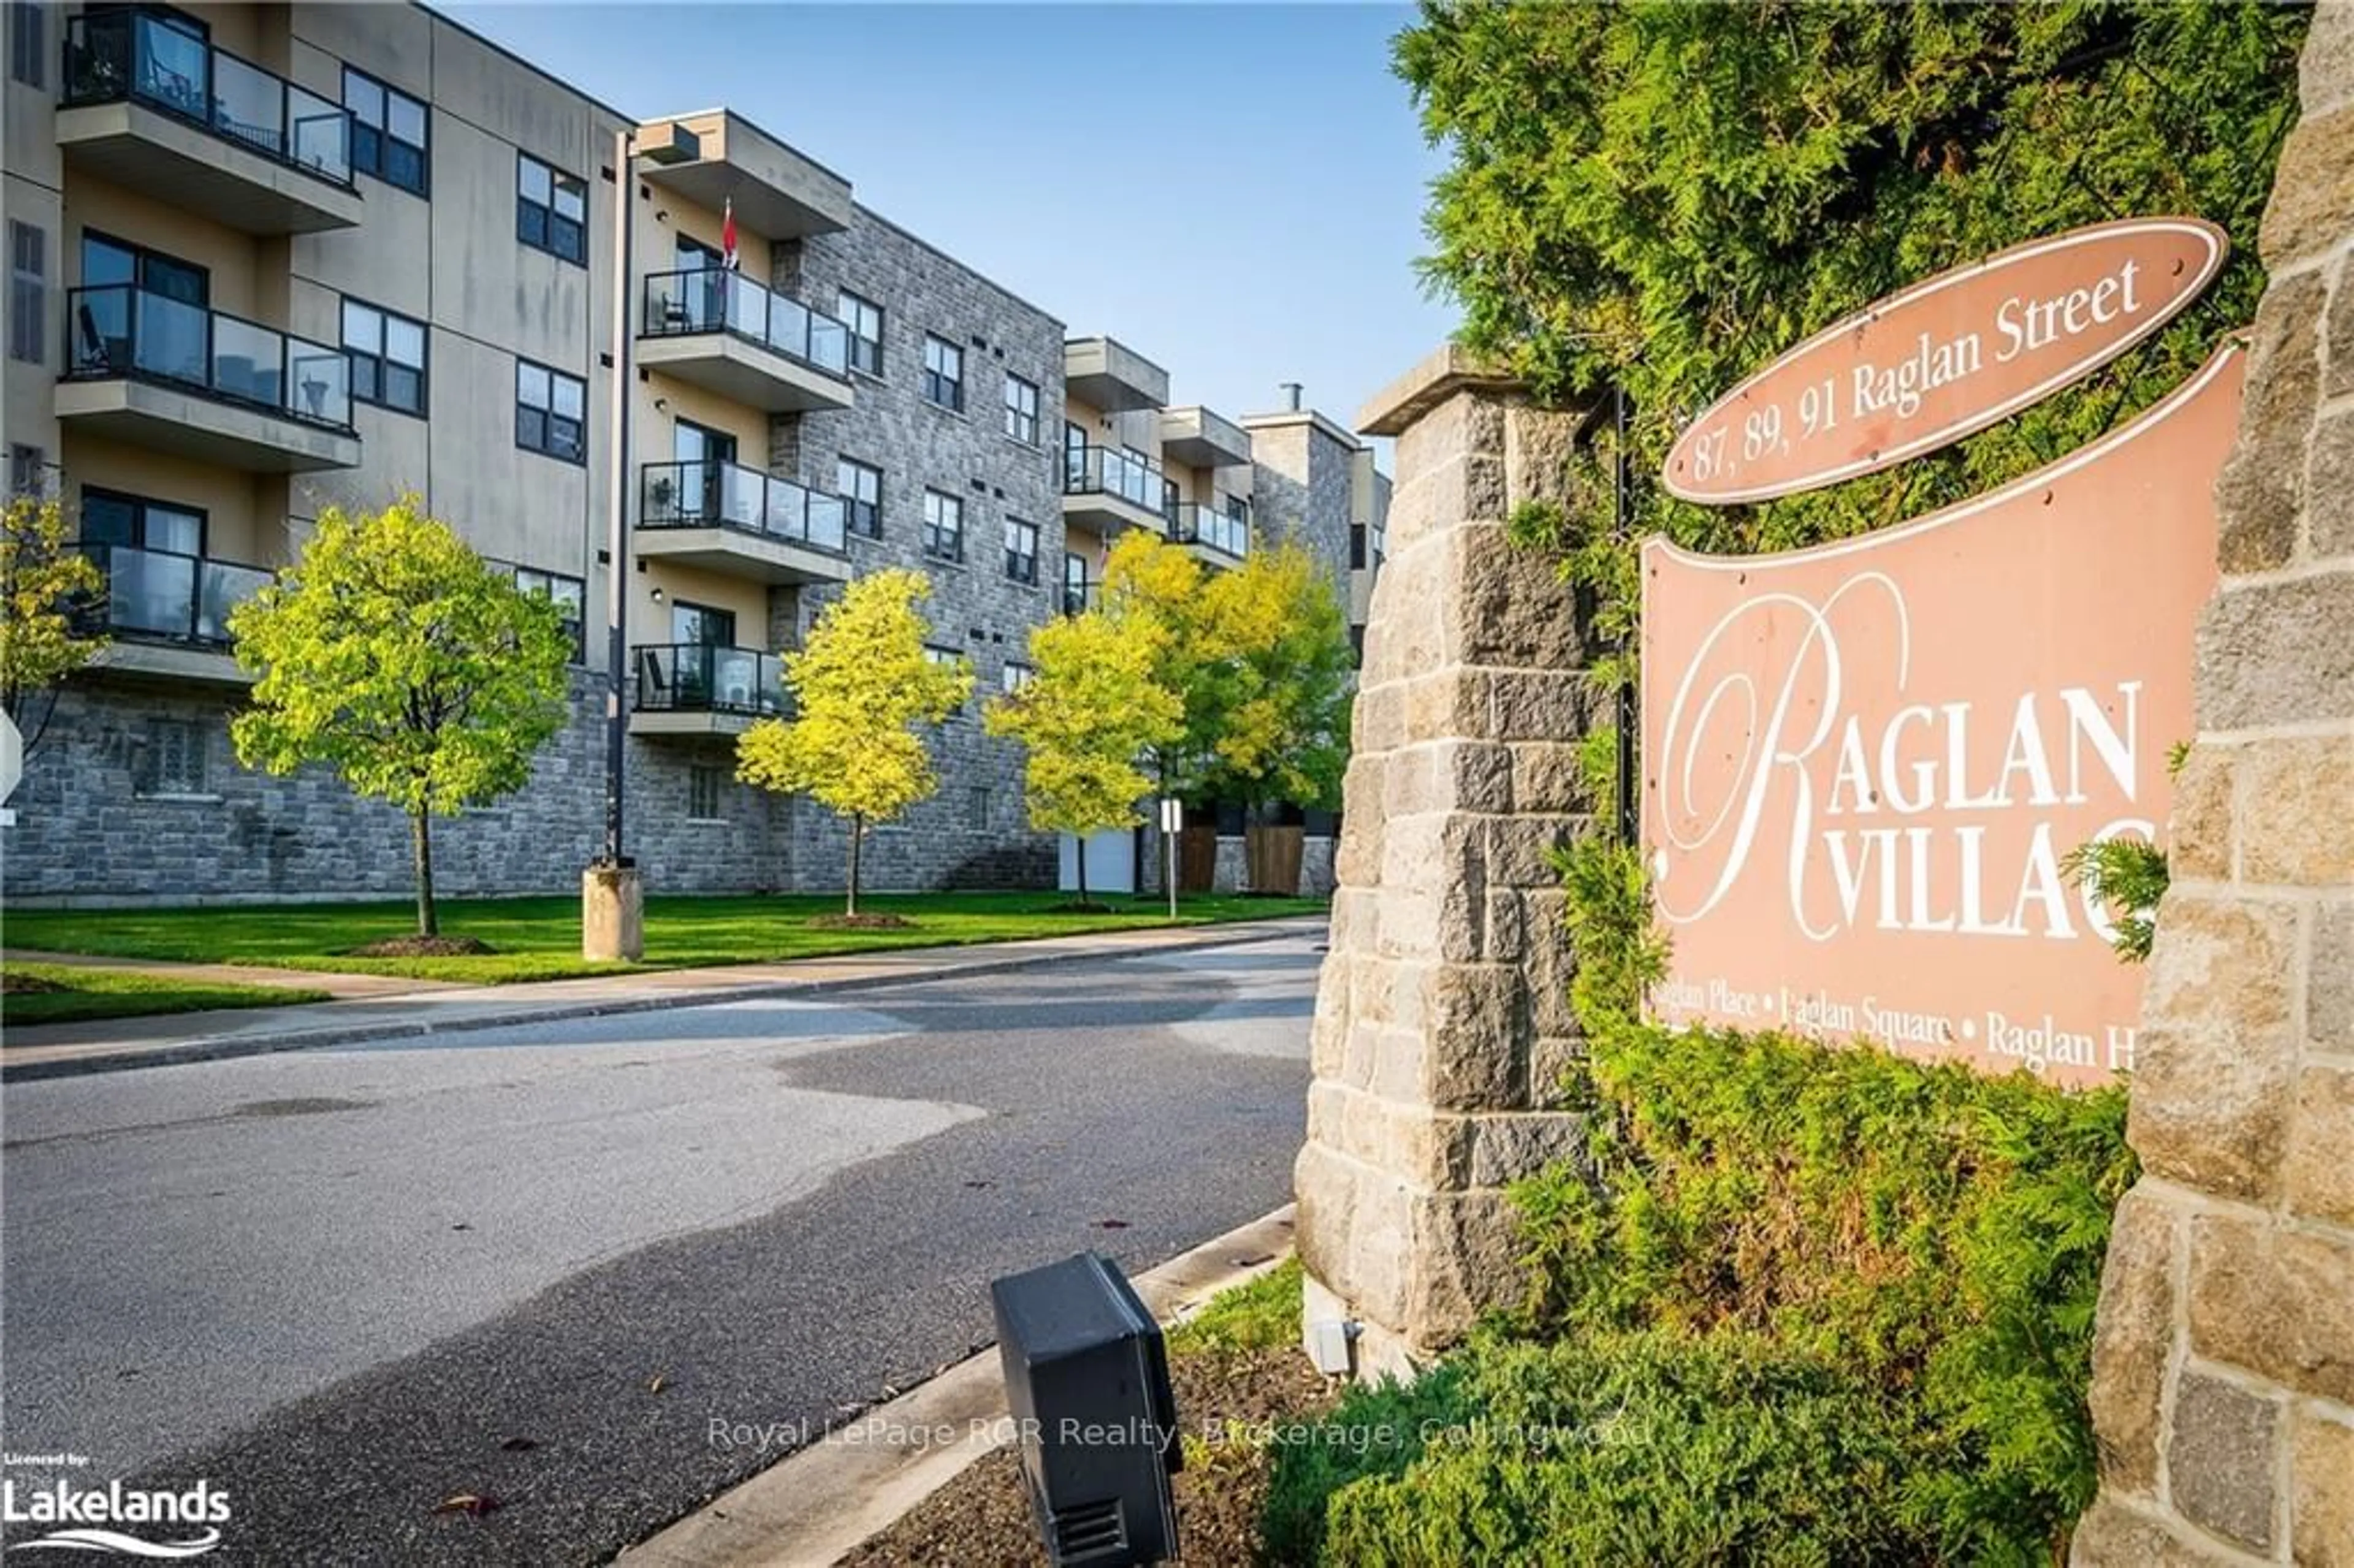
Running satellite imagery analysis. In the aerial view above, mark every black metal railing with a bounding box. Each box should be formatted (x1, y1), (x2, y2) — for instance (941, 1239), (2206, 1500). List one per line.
(77, 541), (270, 647)
(65, 284), (354, 433)
(1062, 445), (1164, 511)
(61, 10), (352, 186)
(638, 460), (847, 554)
(632, 643), (790, 718)
(639, 270), (850, 378)
(1171, 501), (1249, 560)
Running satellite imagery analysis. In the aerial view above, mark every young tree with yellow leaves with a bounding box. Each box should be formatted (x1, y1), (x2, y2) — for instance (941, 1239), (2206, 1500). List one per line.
(736, 569), (970, 918)
(1, 492), (106, 763)
(1200, 540), (1354, 828)
(984, 611), (1181, 910)
(227, 498), (574, 938)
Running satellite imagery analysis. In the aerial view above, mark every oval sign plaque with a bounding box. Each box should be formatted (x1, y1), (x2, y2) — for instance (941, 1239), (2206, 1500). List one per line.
(1662, 216), (2228, 505)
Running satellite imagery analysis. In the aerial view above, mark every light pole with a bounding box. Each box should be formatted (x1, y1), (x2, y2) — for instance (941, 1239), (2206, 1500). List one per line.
(583, 122), (690, 959)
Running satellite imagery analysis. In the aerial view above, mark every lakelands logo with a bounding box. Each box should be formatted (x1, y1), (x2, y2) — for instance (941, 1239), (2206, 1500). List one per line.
(2, 1478), (230, 1558)
(1639, 346), (2243, 1088)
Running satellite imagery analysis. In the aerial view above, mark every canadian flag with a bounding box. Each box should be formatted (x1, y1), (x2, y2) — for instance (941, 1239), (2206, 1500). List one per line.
(721, 197), (739, 271)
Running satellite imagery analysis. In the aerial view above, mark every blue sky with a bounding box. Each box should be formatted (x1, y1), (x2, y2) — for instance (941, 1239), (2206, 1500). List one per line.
(442, 3), (1458, 459)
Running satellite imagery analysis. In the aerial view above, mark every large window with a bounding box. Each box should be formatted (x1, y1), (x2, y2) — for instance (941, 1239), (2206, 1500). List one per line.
(921, 333), (963, 411)
(341, 298), (427, 415)
(517, 154), (587, 265)
(344, 67), (427, 195)
(7, 220), (40, 364)
(1004, 516), (1038, 585)
(921, 489), (963, 562)
(839, 456), (882, 539)
(512, 565), (585, 663)
(1002, 373), (1039, 444)
(689, 765), (726, 821)
(145, 718), (208, 796)
(515, 359), (585, 463)
(839, 290), (883, 376)
(82, 487), (204, 554)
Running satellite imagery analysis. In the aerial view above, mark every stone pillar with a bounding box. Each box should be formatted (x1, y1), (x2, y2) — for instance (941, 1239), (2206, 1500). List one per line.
(2075, 6), (2354, 1561)
(1294, 347), (1600, 1382)
(583, 863), (644, 961)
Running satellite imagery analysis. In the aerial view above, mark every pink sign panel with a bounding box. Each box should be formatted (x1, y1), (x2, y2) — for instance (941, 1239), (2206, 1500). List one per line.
(1639, 345), (2243, 1087)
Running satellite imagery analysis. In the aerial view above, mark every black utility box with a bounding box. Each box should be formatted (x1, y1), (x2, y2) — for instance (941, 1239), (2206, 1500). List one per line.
(991, 1252), (1181, 1566)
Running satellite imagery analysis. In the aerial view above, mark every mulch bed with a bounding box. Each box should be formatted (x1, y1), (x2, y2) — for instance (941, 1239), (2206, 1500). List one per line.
(808, 913), (918, 931)
(0, 973), (70, 994)
(340, 935), (497, 957)
(843, 1343), (1336, 1566)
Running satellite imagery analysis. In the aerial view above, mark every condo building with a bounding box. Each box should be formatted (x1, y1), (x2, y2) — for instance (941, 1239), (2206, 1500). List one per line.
(0, 0), (1388, 903)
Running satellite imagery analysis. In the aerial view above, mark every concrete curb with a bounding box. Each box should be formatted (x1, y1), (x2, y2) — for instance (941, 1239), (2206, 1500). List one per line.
(1, 921), (1322, 1084)
(614, 1206), (1300, 1568)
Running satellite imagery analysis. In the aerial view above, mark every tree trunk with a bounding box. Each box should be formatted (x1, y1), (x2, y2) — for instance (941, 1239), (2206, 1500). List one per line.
(846, 815), (863, 918)
(412, 809), (438, 937)
(1076, 832), (1089, 910)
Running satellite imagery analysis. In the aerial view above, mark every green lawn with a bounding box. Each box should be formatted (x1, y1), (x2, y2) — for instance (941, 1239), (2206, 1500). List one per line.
(1, 891), (1328, 984)
(1, 962), (333, 1028)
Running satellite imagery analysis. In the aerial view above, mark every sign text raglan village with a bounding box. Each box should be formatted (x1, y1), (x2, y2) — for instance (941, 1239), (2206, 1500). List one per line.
(1642, 219), (2241, 1088)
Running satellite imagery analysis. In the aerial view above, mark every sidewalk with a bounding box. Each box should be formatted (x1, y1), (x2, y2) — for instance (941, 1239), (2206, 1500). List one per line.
(0, 918), (1324, 1081)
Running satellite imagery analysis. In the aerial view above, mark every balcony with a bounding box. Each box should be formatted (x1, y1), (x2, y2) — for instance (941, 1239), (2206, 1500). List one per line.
(1160, 406), (1251, 470)
(1061, 446), (1168, 538)
(638, 270), (855, 413)
(58, 10), (362, 235)
(1061, 579), (1100, 617)
(631, 643), (790, 737)
(59, 285), (362, 473)
(634, 460), (851, 585)
(1064, 336), (1168, 414)
(1171, 501), (1250, 563)
(77, 542), (270, 684)
(634, 110), (853, 240)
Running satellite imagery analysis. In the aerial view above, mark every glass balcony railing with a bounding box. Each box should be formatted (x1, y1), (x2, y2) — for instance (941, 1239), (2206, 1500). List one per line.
(1063, 445), (1165, 512)
(77, 542), (270, 647)
(61, 9), (352, 186)
(638, 460), (848, 555)
(1172, 502), (1250, 560)
(633, 644), (790, 718)
(1061, 579), (1100, 617)
(640, 270), (851, 378)
(65, 284), (354, 432)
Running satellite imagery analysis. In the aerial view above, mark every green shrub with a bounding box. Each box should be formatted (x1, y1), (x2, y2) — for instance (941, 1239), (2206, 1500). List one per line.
(1261, 1362), (1475, 1565)
(1168, 1258), (1303, 1358)
(1306, 1331), (1937, 1568)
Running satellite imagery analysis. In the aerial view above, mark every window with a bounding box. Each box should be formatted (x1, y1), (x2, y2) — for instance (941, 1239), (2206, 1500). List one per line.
(924, 643), (964, 714)
(689, 765), (725, 821)
(1350, 523), (1368, 570)
(969, 786), (991, 830)
(344, 67), (428, 196)
(515, 359), (585, 463)
(1001, 661), (1032, 695)
(839, 456), (882, 539)
(341, 298), (427, 415)
(8, 444), (45, 497)
(1004, 516), (1038, 585)
(82, 487), (203, 554)
(8, 221), (40, 364)
(921, 334), (963, 411)
(839, 290), (883, 376)
(921, 489), (963, 562)
(516, 154), (587, 265)
(512, 565), (586, 663)
(1002, 373), (1038, 444)
(146, 719), (207, 796)
(9, 2), (42, 90)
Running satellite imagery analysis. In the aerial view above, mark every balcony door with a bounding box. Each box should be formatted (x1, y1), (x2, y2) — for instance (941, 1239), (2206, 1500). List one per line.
(80, 487), (206, 639)
(672, 419), (737, 525)
(77, 233), (207, 381)
(1064, 421), (1087, 487)
(669, 599), (738, 709)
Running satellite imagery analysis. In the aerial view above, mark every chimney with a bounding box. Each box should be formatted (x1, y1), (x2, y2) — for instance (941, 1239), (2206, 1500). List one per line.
(1279, 381), (1303, 412)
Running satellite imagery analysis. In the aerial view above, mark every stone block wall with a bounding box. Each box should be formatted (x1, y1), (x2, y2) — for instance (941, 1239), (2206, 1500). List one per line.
(2075, 6), (2354, 1561)
(1295, 347), (1599, 1379)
